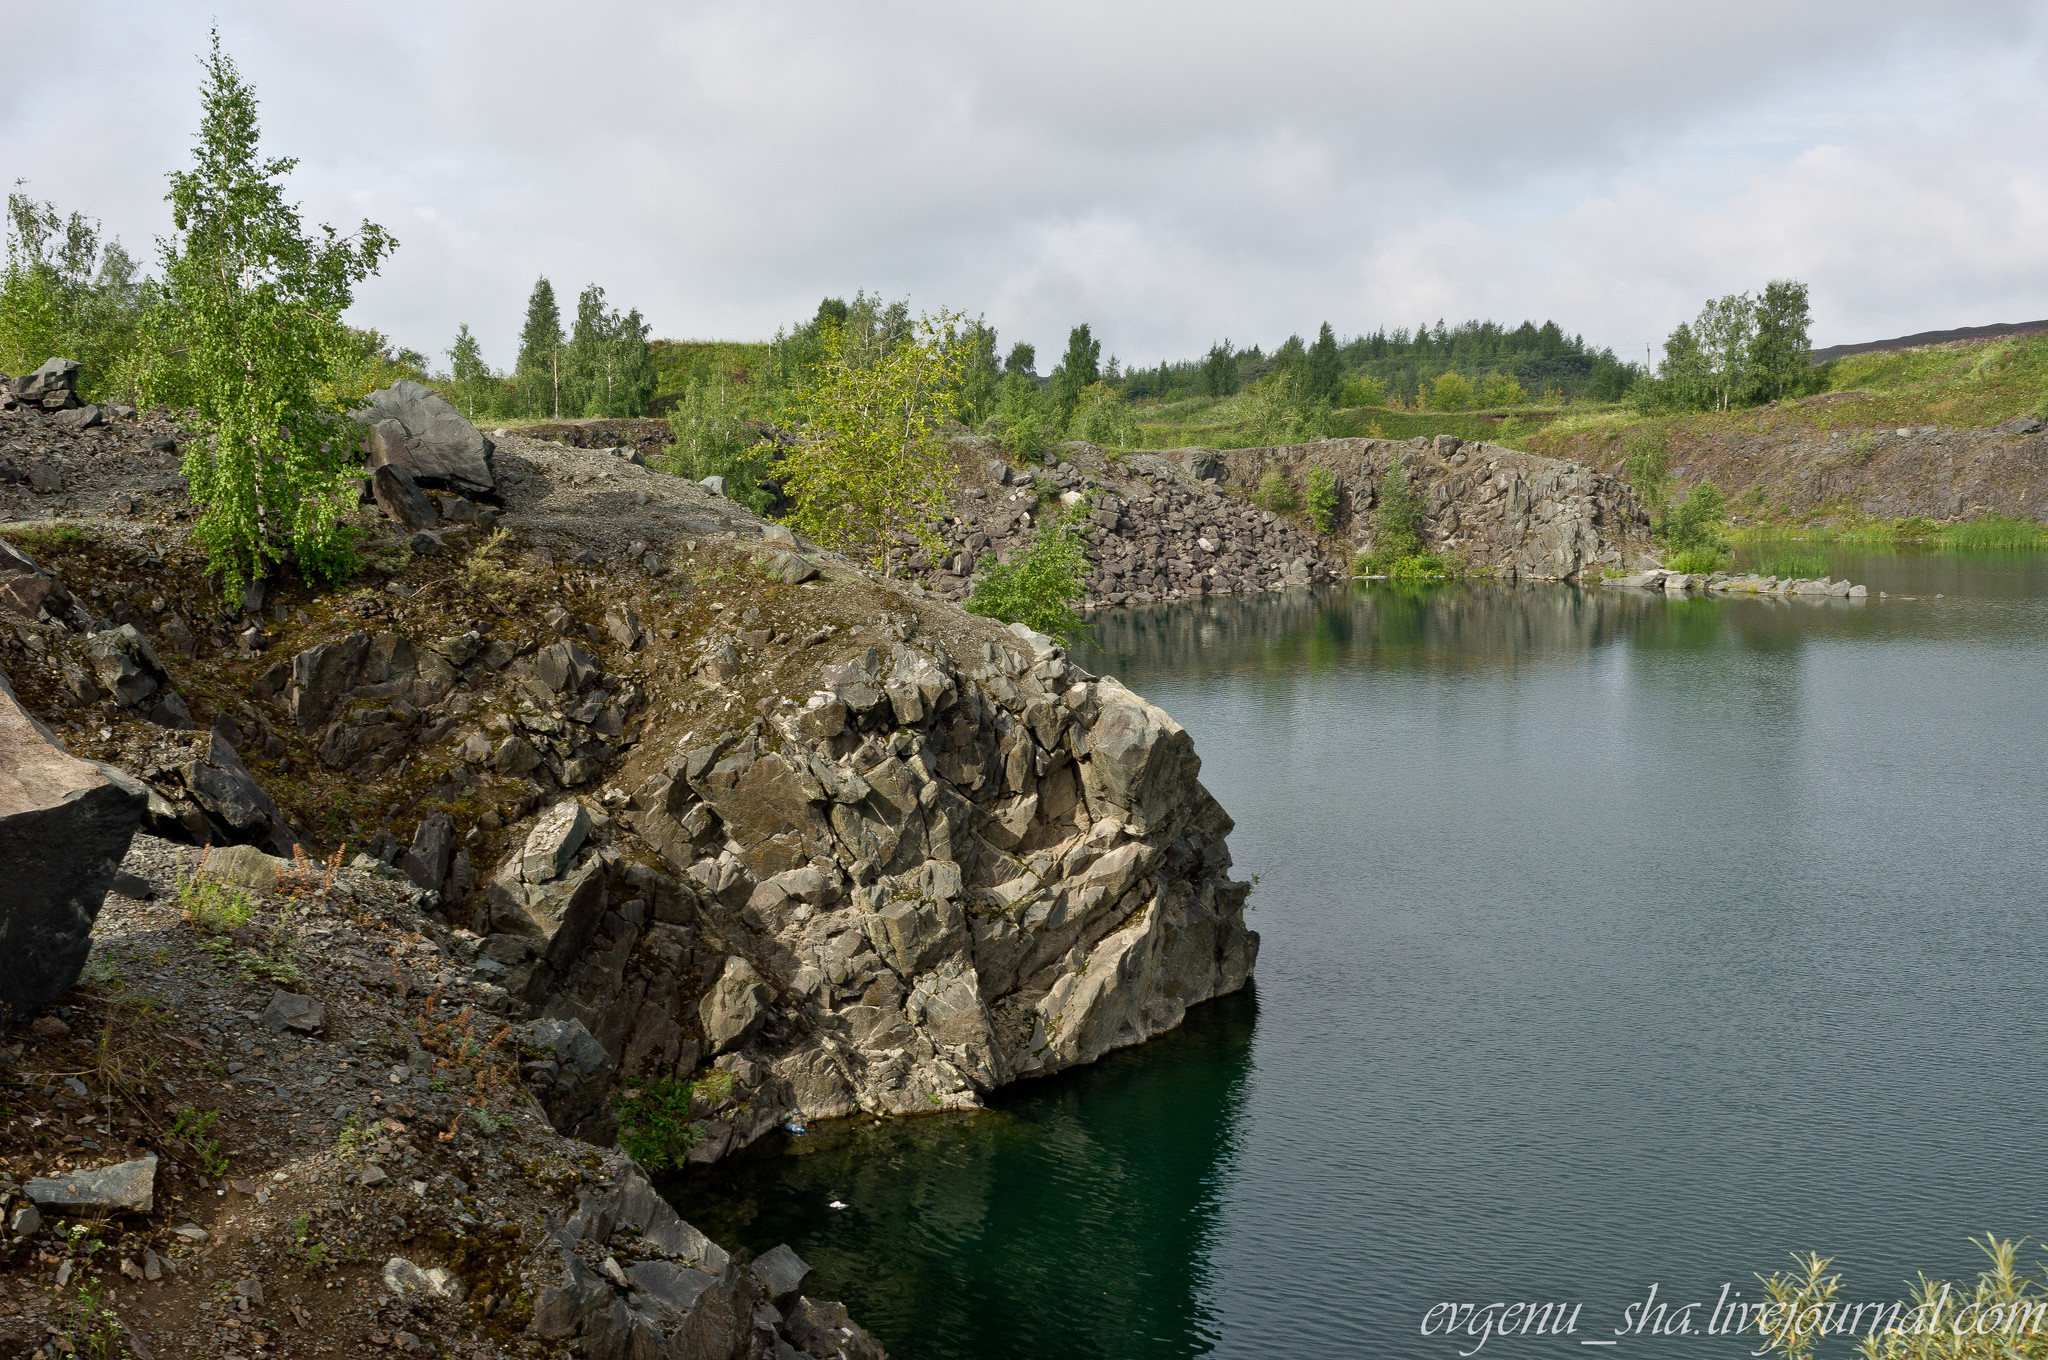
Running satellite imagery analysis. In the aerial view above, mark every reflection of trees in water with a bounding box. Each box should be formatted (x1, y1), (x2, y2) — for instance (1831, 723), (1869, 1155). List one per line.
(1077, 580), (2046, 687)
(669, 990), (1258, 1360)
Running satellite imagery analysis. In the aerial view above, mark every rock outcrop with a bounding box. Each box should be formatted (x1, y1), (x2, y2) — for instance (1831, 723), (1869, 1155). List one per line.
(0, 668), (146, 1017)
(912, 433), (1654, 607)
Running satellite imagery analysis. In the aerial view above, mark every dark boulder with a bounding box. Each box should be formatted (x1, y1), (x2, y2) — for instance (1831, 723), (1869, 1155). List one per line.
(12, 358), (80, 406)
(370, 463), (438, 530)
(0, 670), (146, 1016)
(84, 625), (192, 728)
(353, 380), (495, 495)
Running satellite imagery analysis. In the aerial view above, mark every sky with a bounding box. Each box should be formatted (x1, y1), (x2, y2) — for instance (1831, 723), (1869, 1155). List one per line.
(6, 0), (2047, 372)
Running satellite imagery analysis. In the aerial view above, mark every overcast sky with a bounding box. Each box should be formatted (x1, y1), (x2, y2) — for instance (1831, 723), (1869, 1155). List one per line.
(8, 1), (2047, 371)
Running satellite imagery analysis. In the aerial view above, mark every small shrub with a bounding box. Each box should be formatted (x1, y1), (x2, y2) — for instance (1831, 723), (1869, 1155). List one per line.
(1622, 427), (1672, 517)
(459, 526), (518, 599)
(1427, 371), (1474, 411)
(1253, 466), (1297, 515)
(1338, 375), (1387, 407)
(177, 850), (255, 933)
(169, 1105), (231, 1176)
(614, 1073), (737, 1174)
(966, 508), (1092, 644)
(1305, 465), (1338, 533)
(1480, 372), (1527, 407)
(1664, 480), (1729, 558)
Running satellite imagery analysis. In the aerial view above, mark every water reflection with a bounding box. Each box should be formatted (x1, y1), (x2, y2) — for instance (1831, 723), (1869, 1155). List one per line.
(672, 990), (1259, 1360)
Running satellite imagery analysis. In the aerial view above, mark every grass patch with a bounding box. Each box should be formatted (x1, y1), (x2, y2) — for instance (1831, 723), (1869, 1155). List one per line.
(1750, 545), (1829, 578)
(4, 522), (92, 554)
(1665, 546), (1730, 574)
(1937, 513), (2048, 549)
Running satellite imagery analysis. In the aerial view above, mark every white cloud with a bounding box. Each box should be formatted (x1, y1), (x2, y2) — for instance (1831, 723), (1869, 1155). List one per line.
(6, 0), (2046, 368)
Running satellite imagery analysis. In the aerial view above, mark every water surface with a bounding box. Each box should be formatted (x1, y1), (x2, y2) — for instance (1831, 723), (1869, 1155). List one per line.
(675, 549), (2048, 1359)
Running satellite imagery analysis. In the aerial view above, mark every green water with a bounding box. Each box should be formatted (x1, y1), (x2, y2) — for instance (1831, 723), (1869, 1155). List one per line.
(674, 548), (2048, 1358)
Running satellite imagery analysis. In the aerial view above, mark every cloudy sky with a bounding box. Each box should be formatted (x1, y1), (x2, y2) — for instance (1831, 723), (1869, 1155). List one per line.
(8, 1), (2047, 371)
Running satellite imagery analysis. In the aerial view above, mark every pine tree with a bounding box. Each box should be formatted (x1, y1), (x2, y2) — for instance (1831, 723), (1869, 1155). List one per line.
(514, 276), (562, 418)
(1306, 322), (1342, 406)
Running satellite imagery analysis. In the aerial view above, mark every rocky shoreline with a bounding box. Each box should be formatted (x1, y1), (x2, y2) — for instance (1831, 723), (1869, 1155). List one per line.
(1609, 568), (1870, 598)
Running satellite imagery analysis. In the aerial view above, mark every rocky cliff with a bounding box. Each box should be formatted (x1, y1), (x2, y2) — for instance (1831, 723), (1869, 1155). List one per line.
(1, 381), (1257, 1172)
(907, 432), (1656, 607)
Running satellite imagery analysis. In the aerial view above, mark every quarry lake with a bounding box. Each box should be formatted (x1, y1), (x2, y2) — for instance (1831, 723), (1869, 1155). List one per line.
(673, 548), (2048, 1359)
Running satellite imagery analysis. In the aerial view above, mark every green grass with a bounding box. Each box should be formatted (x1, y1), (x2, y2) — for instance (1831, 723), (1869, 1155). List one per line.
(1749, 545), (1829, 578)
(1665, 546), (1730, 574)
(1735, 512), (2048, 551)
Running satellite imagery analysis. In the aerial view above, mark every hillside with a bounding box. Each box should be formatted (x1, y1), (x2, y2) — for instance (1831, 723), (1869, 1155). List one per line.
(1528, 333), (2048, 528)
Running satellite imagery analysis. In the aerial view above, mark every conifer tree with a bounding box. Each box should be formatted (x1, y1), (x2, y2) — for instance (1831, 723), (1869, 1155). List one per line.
(514, 276), (562, 417)
(1050, 323), (1101, 413)
(1307, 321), (1342, 406)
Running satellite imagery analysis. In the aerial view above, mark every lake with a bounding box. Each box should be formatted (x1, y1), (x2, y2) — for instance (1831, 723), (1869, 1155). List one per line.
(672, 547), (2048, 1359)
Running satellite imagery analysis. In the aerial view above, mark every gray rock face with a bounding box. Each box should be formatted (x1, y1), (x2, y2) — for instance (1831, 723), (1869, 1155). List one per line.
(508, 617), (1257, 1140)
(699, 957), (772, 1054)
(25, 1154), (157, 1214)
(521, 1017), (616, 1143)
(354, 380), (495, 495)
(0, 538), (62, 620)
(0, 672), (147, 1016)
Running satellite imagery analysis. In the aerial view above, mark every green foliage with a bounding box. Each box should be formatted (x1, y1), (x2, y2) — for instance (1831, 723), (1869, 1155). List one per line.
(170, 1105), (231, 1176)
(1305, 465), (1338, 533)
(1427, 370), (1474, 410)
(1754, 1236), (2048, 1360)
(58, 1280), (123, 1360)
(1071, 381), (1136, 448)
(661, 373), (775, 512)
(1664, 545), (1729, 574)
(1749, 279), (1812, 401)
(1622, 427), (1672, 517)
(318, 325), (427, 409)
(614, 1072), (738, 1174)
(1938, 513), (2048, 549)
(1640, 280), (1817, 414)
(514, 275), (564, 418)
(1305, 322), (1343, 406)
(141, 33), (394, 594)
(1356, 458), (1452, 577)
(1254, 465), (1297, 515)
(784, 310), (963, 570)
(1752, 545), (1828, 578)
(1338, 374), (1388, 407)
(983, 370), (1063, 463)
(966, 506), (1092, 644)
(444, 323), (490, 421)
(178, 854), (255, 934)
(1049, 323), (1101, 414)
(1664, 480), (1729, 564)
(0, 190), (152, 399)
(1004, 341), (1036, 375)
(1480, 371), (1527, 406)
(561, 283), (655, 417)
(951, 318), (1002, 426)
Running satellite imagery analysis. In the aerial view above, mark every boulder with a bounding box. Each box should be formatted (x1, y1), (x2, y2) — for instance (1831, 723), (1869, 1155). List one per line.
(12, 358), (80, 404)
(370, 464), (438, 530)
(749, 1244), (811, 1307)
(260, 990), (326, 1035)
(353, 380), (495, 495)
(0, 538), (60, 619)
(400, 812), (455, 895)
(51, 403), (102, 431)
(0, 671), (147, 1015)
(183, 732), (293, 850)
(25, 1154), (156, 1214)
(86, 625), (192, 726)
(197, 843), (286, 892)
(519, 803), (590, 884)
(289, 631), (370, 733)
